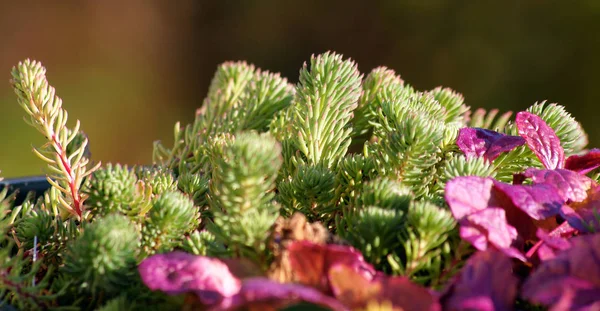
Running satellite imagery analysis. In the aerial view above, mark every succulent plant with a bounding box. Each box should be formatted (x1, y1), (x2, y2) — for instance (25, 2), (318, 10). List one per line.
(3, 52), (600, 310)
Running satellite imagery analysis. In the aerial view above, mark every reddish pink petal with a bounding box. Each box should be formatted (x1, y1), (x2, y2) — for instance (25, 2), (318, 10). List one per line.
(516, 111), (565, 169)
(566, 149), (600, 174)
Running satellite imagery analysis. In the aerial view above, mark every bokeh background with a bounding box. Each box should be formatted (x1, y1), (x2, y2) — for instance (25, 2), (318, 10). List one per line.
(2, 1), (600, 177)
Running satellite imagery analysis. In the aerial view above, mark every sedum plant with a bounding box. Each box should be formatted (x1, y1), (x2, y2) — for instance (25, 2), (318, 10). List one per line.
(2, 51), (600, 311)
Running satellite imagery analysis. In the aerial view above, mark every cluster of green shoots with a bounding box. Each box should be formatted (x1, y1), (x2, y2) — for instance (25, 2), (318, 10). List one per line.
(0, 53), (587, 310)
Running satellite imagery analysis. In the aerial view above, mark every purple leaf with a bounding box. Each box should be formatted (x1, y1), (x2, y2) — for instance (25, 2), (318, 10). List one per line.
(522, 234), (600, 310)
(287, 241), (376, 293)
(516, 111), (565, 169)
(492, 179), (564, 220)
(328, 264), (441, 311)
(524, 168), (594, 203)
(137, 251), (241, 304)
(209, 278), (349, 311)
(566, 149), (600, 174)
(456, 127), (525, 162)
(441, 249), (518, 311)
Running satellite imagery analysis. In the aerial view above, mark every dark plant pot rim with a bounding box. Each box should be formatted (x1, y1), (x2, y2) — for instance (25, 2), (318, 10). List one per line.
(0, 175), (51, 205)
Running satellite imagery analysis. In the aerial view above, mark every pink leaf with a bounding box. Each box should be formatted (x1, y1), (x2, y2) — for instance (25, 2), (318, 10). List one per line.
(492, 179), (564, 220)
(461, 208), (525, 261)
(445, 176), (494, 219)
(524, 168), (594, 203)
(445, 177), (525, 261)
(516, 111), (565, 169)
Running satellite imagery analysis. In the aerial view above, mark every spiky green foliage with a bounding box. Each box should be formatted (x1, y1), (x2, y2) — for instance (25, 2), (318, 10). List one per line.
(490, 144), (539, 182)
(285, 52), (363, 171)
(207, 132), (283, 262)
(333, 154), (378, 207)
(337, 178), (412, 267)
(153, 61), (294, 176)
(429, 87), (469, 125)
(220, 69), (295, 133)
(182, 230), (226, 256)
(277, 164), (337, 222)
(395, 201), (456, 284)
(368, 95), (446, 197)
(177, 172), (210, 209)
(10, 60), (100, 220)
(0, 184), (61, 309)
(62, 213), (140, 296)
(354, 178), (413, 211)
(435, 155), (496, 195)
(141, 191), (199, 256)
(339, 205), (405, 266)
(135, 166), (177, 196)
(351, 67), (411, 140)
(14, 200), (81, 267)
(0, 244), (59, 309)
(84, 163), (139, 216)
(5, 53), (594, 309)
(337, 177), (455, 284)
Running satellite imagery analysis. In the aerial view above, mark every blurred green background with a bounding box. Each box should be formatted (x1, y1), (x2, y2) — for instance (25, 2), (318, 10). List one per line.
(1, 1), (600, 178)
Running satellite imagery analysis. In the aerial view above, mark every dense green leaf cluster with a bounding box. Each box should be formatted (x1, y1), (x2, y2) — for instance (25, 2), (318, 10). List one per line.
(1, 53), (588, 310)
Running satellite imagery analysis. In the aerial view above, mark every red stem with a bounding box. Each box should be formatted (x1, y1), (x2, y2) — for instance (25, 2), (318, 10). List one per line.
(26, 92), (82, 219)
(51, 133), (82, 218)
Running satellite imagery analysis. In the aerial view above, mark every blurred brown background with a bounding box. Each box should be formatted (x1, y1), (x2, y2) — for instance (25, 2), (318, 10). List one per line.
(1, 1), (599, 177)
